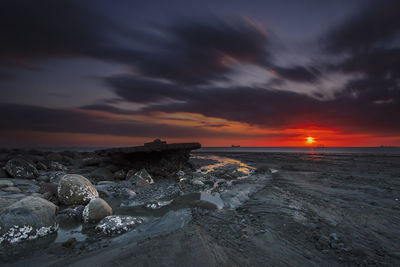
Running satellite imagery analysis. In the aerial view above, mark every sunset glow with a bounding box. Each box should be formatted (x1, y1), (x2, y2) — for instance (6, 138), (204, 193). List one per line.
(0, 1), (399, 148)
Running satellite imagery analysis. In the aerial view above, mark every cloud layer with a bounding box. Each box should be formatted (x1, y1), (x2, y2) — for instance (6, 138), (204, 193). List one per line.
(0, 0), (399, 146)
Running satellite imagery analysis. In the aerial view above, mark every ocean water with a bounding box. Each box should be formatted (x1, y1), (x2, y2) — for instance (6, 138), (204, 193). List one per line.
(197, 147), (400, 154)
(13, 146), (400, 155)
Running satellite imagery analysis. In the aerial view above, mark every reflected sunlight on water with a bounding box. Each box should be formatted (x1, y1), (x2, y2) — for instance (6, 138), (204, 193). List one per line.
(192, 155), (255, 178)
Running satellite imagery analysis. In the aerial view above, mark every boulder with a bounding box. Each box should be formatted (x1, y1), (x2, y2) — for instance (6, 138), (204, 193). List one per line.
(191, 179), (205, 186)
(4, 157), (39, 179)
(36, 161), (48, 171)
(0, 196), (23, 213)
(46, 153), (63, 163)
(127, 169), (154, 187)
(48, 171), (66, 183)
(113, 169), (126, 180)
(56, 205), (84, 224)
(49, 162), (68, 171)
(81, 157), (102, 167)
(95, 185), (112, 198)
(58, 174), (98, 206)
(0, 196), (58, 244)
(96, 215), (143, 236)
(83, 198), (112, 223)
(119, 188), (136, 199)
(95, 140), (201, 179)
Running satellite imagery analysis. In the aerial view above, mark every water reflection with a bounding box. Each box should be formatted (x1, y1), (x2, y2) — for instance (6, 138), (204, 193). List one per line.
(192, 155), (255, 178)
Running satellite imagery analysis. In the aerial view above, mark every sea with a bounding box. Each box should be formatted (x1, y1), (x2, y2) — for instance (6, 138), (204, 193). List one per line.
(197, 147), (400, 154)
(19, 146), (400, 154)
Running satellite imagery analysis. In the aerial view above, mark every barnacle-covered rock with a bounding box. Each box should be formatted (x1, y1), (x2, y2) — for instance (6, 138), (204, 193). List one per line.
(58, 174), (98, 206)
(0, 196), (58, 244)
(4, 157), (39, 179)
(96, 215), (143, 236)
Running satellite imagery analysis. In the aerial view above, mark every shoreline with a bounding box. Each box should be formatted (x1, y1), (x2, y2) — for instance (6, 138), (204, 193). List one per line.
(1, 149), (400, 266)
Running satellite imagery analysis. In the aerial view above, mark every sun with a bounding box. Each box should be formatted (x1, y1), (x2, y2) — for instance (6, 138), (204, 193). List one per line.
(307, 137), (314, 144)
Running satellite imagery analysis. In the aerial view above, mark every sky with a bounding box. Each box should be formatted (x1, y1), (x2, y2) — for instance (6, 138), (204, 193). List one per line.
(1, 0), (400, 147)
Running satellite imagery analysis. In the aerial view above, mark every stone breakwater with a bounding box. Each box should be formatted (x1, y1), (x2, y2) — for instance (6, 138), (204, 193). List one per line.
(0, 140), (202, 247)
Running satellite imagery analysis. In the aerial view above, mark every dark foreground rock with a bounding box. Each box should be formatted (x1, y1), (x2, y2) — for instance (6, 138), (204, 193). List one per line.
(83, 198), (113, 223)
(4, 157), (39, 179)
(95, 139), (201, 179)
(0, 196), (58, 244)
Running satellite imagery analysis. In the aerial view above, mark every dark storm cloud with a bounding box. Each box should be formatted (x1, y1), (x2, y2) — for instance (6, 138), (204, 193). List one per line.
(338, 48), (400, 78)
(0, 0), (145, 70)
(0, 104), (247, 138)
(271, 65), (321, 82)
(102, 73), (400, 134)
(325, 0), (400, 53)
(0, 0), (272, 85)
(103, 76), (188, 103)
(0, 0), (108, 66)
(0, 71), (15, 81)
(80, 104), (135, 115)
(131, 18), (270, 84)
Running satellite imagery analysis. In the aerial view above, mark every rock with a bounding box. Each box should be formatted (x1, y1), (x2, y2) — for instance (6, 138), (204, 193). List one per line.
(95, 185), (112, 198)
(90, 168), (113, 181)
(81, 157), (102, 167)
(316, 235), (330, 250)
(4, 157), (39, 179)
(0, 196), (58, 244)
(40, 183), (58, 196)
(105, 164), (119, 173)
(2, 186), (22, 193)
(49, 162), (68, 171)
(119, 188), (136, 199)
(113, 169), (126, 180)
(329, 233), (339, 241)
(56, 205), (84, 224)
(95, 181), (117, 198)
(83, 198), (112, 224)
(58, 174), (99, 206)
(46, 153), (63, 163)
(95, 140), (201, 179)
(62, 237), (77, 248)
(0, 168), (10, 178)
(174, 192), (224, 210)
(17, 182), (41, 193)
(191, 179), (205, 186)
(127, 169), (154, 187)
(0, 180), (14, 188)
(36, 161), (48, 171)
(96, 215), (143, 236)
(48, 171), (66, 183)
(62, 155), (74, 165)
(145, 200), (174, 210)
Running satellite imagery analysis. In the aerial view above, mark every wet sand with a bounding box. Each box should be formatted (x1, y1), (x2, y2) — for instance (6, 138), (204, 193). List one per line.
(4, 151), (400, 266)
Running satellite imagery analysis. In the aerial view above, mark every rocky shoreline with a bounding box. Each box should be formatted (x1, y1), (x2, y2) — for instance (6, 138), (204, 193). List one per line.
(1, 146), (400, 266)
(0, 140), (258, 265)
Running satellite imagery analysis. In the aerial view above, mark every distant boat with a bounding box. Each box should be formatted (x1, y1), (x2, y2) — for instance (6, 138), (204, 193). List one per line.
(231, 145), (240, 147)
